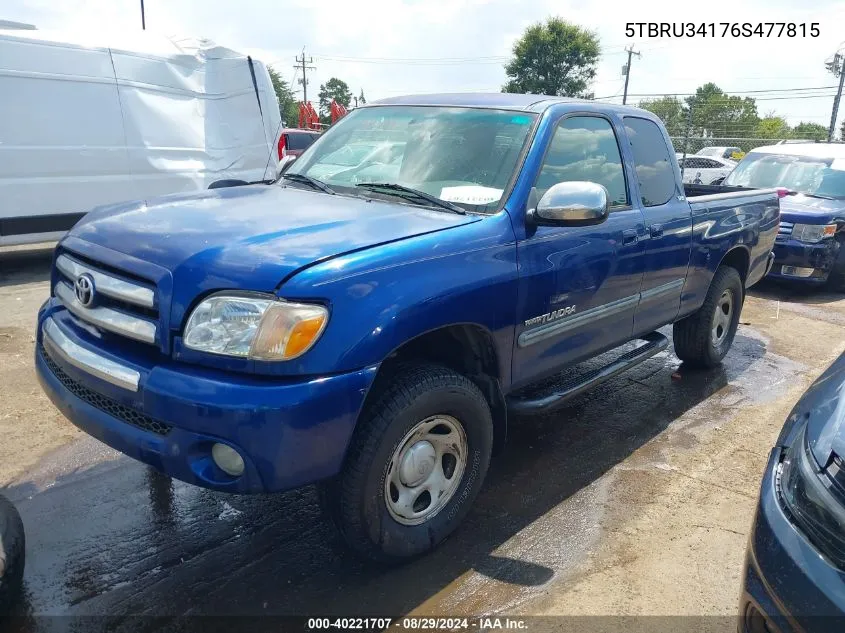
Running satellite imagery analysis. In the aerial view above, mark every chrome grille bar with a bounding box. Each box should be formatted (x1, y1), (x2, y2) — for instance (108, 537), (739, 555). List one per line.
(55, 282), (157, 344)
(42, 317), (140, 391)
(56, 254), (155, 309)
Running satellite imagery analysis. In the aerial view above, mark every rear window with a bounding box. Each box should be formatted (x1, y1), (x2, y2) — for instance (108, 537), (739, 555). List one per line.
(286, 132), (319, 151)
(624, 117), (677, 207)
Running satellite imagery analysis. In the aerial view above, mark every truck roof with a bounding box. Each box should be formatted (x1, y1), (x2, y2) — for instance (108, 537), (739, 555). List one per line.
(370, 92), (652, 115)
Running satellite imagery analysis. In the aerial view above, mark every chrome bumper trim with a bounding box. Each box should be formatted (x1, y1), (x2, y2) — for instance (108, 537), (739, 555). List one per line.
(56, 254), (155, 309)
(42, 317), (140, 391)
(55, 282), (157, 344)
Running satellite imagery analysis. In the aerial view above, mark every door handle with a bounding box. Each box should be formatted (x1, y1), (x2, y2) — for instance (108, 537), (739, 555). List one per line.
(649, 224), (664, 238)
(622, 229), (638, 245)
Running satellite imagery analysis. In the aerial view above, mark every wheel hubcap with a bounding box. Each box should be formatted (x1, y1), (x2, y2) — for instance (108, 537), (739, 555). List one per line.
(711, 289), (734, 348)
(384, 415), (468, 526)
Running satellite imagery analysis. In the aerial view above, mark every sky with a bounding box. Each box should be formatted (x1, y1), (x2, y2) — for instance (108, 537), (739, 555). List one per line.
(5, 0), (845, 131)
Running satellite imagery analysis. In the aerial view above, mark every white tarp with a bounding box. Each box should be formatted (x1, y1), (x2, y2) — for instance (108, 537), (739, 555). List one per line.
(0, 28), (281, 244)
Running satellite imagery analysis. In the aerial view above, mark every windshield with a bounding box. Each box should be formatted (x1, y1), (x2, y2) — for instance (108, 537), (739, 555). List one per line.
(724, 152), (845, 198)
(287, 105), (538, 212)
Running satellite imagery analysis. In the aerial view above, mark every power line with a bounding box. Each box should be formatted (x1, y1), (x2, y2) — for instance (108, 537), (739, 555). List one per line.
(597, 85), (839, 99)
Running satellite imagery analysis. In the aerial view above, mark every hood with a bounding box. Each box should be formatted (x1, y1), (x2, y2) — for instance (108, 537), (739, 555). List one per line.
(802, 352), (845, 467)
(779, 194), (845, 224)
(69, 184), (478, 319)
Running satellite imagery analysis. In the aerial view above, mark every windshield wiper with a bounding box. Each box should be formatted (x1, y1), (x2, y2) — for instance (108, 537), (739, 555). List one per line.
(356, 182), (466, 215)
(800, 192), (837, 200)
(282, 173), (336, 195)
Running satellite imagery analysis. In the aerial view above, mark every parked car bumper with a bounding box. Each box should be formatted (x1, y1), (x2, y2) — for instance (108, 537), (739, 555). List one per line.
(767, 238), (840, 284)
(739, 448), (845, 633)
(35, 301), (377, 493)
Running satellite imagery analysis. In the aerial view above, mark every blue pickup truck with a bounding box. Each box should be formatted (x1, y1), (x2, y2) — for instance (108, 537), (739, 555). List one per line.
(723, 143), (845, 289)
(35, 94), (780, 561)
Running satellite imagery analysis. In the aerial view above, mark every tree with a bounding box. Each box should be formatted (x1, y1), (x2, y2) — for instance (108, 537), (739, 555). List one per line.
(793, 121), (828, 141)
(318, 77), (353, 119)
(358, 89), (367, 106)
(684, 83), (758, 138)
(268, 66), (299, 127)
(756, 115), (791, 140)
(639, 96), (688, 137)
(502, 18), (600, 97)
(840, 119), (845, 141)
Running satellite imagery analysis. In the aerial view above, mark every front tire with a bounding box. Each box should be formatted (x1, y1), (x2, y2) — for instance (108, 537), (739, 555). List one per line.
(323, 364), (493, 563)
(673, 266), (743, 368)
(827, 236), (845, 292)
(0, 495), (25, 611)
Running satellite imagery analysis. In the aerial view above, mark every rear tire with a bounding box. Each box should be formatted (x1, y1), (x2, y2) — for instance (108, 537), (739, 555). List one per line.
(673, 266), (743, 369)
(321, 364), (493, 563)
(0, 495), (25, 612)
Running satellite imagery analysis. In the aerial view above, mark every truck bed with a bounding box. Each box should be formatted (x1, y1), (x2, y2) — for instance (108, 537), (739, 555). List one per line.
(684, 183), (782, 209)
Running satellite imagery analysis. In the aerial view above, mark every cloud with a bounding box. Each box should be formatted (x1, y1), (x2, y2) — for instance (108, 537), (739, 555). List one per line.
(4, 0), (845, 125)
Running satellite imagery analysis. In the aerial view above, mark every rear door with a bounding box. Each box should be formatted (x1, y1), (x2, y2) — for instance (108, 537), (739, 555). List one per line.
(623, 116), (692, 336)
(512, 114), (646, 387)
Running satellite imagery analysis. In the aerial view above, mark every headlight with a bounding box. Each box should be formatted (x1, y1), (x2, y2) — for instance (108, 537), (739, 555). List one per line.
(778, 424), (845, 567)
(183, 294), (328, 360)
(791, 223), (837, 243)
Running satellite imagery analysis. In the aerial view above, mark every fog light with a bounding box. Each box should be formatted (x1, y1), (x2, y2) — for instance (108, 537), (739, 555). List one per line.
(211, 443), (245, 477)
(781, 265), (814, 278)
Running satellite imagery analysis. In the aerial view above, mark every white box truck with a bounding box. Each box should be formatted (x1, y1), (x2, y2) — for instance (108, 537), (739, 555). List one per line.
(0, 27), (281, 246)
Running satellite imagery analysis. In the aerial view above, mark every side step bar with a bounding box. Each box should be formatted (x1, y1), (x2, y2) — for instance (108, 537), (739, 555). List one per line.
(506, 332), (670, 414)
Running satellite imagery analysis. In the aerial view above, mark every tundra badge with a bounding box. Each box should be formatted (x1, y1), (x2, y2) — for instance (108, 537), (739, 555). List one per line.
(525, 305), (576, 327)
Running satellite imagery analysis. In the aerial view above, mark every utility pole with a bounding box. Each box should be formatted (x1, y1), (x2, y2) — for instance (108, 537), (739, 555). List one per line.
(826, 51), (845, 142)
(140, 0), (146, 29)
(294, 49), (316, 104)
(622, 45), (640, 105)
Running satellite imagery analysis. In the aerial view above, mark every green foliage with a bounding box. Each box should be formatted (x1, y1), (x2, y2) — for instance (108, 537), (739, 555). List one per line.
(840, 118), (845, 141)
(638, 96), (687, 136)
(792, 121), (828, 141)
(502, 17), (600, 97)
(684, 83), (758, 137)
(358, 89), (367, 105)
(756, 116), (791, 139)
(268, 66), (299, 127)
(639, 82), (818, 151)
(318, 77), (353, 117)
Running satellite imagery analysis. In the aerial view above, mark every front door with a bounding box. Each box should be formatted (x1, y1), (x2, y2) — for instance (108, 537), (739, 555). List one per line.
(622, 116), (692, 336)
(512, 114), (646, 388)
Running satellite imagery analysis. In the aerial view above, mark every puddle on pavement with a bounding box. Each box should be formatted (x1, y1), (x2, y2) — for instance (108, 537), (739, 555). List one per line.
(1, 321), (816, 626)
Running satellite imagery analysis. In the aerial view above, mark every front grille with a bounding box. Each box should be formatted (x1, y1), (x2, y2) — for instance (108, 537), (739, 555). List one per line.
(40, 345), (172, 436)
(777, 221), (794, 240)
(54, 252), (160, 347)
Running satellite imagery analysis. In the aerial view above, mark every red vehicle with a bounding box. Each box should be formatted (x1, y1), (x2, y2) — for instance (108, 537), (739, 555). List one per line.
(277, 128), (321, 160)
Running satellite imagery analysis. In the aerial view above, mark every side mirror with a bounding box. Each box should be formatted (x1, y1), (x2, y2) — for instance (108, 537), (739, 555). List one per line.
(277, 155), (297, 178)
(528, 181), (609, 227)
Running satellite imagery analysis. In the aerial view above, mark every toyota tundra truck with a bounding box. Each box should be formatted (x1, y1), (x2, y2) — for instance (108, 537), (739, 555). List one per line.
(35, 94), (780, 562)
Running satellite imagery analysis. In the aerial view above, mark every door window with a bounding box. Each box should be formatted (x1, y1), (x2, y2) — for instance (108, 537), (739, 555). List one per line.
(624, 117), (677, 207)
(535, 116), (628, 208)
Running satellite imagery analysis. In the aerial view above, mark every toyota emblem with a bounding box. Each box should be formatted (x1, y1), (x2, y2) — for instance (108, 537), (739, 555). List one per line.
(74, 274), (96, 307)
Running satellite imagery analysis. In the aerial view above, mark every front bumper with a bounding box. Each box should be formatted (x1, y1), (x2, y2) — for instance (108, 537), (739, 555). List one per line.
(35, 300), (378, 493)
(740, 448), (845, 632)
(767, 238), (840, 284)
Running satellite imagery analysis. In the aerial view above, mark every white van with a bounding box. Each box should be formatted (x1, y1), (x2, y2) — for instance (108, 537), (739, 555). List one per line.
(0, 28), (281, 246)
